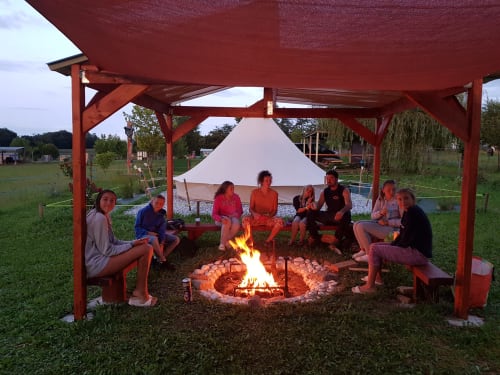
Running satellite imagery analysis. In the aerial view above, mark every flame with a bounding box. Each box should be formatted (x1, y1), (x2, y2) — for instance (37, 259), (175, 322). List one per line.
(229, 226), (278, 295)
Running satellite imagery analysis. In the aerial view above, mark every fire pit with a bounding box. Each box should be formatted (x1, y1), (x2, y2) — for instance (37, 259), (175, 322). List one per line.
(188, 233), (342, 305)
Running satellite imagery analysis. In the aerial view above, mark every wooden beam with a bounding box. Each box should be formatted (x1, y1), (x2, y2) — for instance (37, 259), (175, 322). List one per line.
(172, 115), (209, 143)
(336, 114), (376, 145)
(375, 115), (393, 146)
(82, 84), (149, 132)
(378, 97), (416, 117)
(454, 79), (482, 319)
(166, 114), (175, 219)
(405, 91), (468, 141)
(170, 105), (380, 119)
(71, 64), (87, 321)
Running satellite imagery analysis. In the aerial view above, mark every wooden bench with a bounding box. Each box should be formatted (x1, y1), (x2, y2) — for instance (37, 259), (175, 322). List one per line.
(407, 262), (454, 303)
(181, 223), (339, 241)
(87, 260), (138, 303)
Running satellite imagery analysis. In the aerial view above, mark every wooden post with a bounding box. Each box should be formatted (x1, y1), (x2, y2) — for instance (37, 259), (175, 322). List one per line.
(71, 64), (88, 321)
(38, 203), (45, 218)
(454, 79), (482, 319)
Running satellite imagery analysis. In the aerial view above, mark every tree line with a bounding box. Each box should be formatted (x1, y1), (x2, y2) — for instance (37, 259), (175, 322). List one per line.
(1, 99), (499, 172)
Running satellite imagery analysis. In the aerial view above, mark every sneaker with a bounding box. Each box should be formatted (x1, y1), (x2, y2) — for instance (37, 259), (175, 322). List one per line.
(218, 244), (226, 251)
(352, 250), (366, 259)
(355, 254), (369, 263)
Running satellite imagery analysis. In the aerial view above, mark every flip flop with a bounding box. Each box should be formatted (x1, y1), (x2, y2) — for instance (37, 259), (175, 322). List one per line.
(128, 295), (158, 307)
(361, 276), (384, 286)
(351, 286), (376, 294)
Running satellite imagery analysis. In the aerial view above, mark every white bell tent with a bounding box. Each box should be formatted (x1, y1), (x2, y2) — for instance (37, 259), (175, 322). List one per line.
(173, 118), (328, 204)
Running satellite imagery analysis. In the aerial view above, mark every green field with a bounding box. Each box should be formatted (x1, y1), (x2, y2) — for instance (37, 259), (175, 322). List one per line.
(0, 154), (499, 374)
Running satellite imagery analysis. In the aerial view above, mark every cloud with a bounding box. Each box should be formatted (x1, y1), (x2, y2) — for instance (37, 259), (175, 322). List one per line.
(0, 59), (39, 72)
(0, 0), (48, 29)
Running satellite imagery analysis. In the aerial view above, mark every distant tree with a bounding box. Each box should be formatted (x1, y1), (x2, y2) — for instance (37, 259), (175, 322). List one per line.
(85, 133), (99, 149)
(123, 106), (164, 163)
(38, 143), (59, 160)
(183, 126), (203, 156)
(47, 130), (73, 149)
(481, 99), (500, 148)
(275, 118), (294, 136)
(201, 124), (235, 149)
(318, 109), (454, 173)
(26, 130), (72, 149)
(94, 135), (127, 158)
(123, 106), (195, 161)
(0, 128), (17, 146)
(95, 151), (116, 174)
(277, 118), (318, 142)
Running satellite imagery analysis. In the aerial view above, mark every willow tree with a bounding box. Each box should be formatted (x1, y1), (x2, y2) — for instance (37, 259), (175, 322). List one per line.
(318, 109), (455, 173)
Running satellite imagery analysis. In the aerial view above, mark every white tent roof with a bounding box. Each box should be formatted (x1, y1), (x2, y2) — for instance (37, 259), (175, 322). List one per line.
(173, 118), (327, 204)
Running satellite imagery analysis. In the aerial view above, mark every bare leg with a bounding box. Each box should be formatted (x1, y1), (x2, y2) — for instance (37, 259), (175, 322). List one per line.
(97, 243), (154, 303)
(227, 219), (241, 246)
(266, 220), (283, 242)
(289, 220), (299, 244)
(359, 262), (380, 292)
(164, 236), (180, 259)
(151, 236), (166, 262)
(298, 221), (307, 242)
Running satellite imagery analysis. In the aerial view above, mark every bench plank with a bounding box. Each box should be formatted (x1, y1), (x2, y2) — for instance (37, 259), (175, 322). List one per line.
(409, 262), (453, 303)
(181, 223), (339, 241)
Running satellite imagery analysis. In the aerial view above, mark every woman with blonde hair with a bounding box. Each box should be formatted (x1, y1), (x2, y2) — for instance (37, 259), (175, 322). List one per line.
(288, 185), (315, 246)
(352, 188), (432, 294)
(352, 180), (402, 263)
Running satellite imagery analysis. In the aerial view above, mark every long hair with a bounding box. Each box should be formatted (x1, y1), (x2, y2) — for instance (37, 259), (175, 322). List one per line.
(93, 189), (117, 214)
(300, 185), (315, 206)
(214, 181), (234, 199)
(378, 179), (396, 202)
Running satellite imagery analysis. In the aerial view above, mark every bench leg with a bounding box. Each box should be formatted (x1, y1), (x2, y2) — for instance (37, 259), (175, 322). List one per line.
(101, 273), (128, 303)
(413, 275), (440, 303)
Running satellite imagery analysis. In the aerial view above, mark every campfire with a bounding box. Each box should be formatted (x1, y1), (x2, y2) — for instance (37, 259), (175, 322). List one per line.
(189, 237), (343, 305)
(187, 230), (343, 305)
(229, 230), (282, 297)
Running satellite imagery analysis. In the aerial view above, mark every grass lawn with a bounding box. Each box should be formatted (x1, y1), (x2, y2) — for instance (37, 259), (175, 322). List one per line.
(0, 154), (499, 374)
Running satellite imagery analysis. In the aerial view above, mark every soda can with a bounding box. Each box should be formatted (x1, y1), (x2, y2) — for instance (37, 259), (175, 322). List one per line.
(182, 278), (192, 302)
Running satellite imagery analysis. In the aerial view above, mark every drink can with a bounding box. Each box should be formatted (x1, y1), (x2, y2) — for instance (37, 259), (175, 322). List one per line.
(182, 278), (192, 302)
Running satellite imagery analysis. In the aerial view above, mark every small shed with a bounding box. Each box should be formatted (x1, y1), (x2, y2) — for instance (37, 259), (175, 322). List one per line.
(0, 147), (24, 164)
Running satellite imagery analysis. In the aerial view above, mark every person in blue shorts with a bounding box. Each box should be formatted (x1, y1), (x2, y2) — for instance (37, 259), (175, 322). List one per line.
(135, 194), (180, 271)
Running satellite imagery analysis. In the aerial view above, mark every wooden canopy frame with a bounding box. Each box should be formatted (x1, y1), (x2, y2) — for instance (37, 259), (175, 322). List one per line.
(67, 61), (482, 321)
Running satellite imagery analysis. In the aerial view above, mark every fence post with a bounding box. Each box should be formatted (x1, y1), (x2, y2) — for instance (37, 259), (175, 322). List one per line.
(483, 193), (489, 212)
(38, 203), (45, 218)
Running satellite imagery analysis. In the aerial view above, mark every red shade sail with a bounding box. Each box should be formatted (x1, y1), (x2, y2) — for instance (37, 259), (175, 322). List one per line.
(28, 0), (500, 94)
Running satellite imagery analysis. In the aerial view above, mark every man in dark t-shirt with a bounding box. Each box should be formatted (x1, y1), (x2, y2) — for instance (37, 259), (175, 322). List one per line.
(306, 169), (353, 250)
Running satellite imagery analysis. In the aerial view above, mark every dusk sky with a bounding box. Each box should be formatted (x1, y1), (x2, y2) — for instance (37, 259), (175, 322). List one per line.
(2, 1), (500, 140)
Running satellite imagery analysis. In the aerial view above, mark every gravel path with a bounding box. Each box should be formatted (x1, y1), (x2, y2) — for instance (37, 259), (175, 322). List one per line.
(125, 190), (372, 218)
